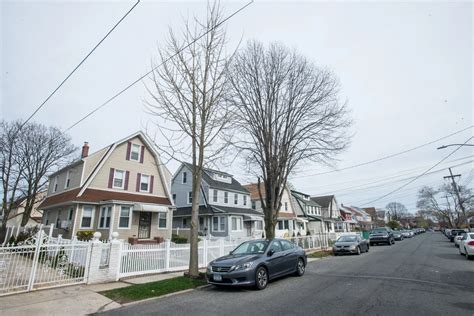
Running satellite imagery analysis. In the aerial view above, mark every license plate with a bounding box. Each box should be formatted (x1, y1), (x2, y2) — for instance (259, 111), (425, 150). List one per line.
(214, 274), (222, 281)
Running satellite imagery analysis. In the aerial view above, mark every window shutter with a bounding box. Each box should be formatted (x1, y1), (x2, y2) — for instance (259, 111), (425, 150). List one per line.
(108, 168), (114, 188)
(150, 175), (154, 193)
(124, 171), (130, 190)
(140, 146), (145, 163)
(126, 142), (131, 160)
(136, 173), (141, 192)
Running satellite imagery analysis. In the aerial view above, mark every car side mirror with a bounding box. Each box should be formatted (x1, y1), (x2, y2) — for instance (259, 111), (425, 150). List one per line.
(267, 249), (275, 256)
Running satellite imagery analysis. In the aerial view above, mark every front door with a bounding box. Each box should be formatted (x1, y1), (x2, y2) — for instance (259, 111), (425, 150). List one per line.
(138, 211), (152, 239)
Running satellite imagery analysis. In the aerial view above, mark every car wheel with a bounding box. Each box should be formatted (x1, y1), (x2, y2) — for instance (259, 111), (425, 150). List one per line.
(295, 258), (305, 276)
(466, 250), (472, 260)
(356, 246), (361, 255)
(255, 266), (268, 290)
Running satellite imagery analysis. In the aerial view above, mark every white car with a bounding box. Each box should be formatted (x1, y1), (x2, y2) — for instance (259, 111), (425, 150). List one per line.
(459, 232), (474, 260)
(454, 233), (466, 248)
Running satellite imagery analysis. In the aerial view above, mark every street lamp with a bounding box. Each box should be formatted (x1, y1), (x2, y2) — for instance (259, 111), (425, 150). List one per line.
(437, 144), (474, 150)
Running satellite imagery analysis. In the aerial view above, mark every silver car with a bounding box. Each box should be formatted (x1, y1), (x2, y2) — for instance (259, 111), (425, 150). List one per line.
(333, 235), (369, 255)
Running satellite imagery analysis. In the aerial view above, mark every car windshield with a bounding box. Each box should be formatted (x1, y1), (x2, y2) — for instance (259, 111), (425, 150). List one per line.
(337, 236), (357, 242)
(232, 240), (269, 255)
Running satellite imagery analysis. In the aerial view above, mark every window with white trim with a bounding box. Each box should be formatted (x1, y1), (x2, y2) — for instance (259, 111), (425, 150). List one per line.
(234, 193), (238, 205)
(188, 192), (192, 204)
(140, 174), (150, 192)
(224, 192), (228, 204)
(172, 194), (176, 203)
(284, 202), (288, 211)
(213, 189), (218, 202)
(99, 206), (112, 228)
(119, 206), (131, 228)
(113, 169), (125, 189)
(243, 195), (247, 206)
(212, 216), (226, 232)
(68, 208), (74, 221)
(81, 206), (94, 229)
(278, 220), (289, 230)
(231, 217), (242, 231)
(130, 143), (140, 161)
(182, 172), (187, 184)
(53, 176), (58, 192)
(158, 212), (167, 228)
(65, 170), (71, 189)
(255, 220), (263, 230)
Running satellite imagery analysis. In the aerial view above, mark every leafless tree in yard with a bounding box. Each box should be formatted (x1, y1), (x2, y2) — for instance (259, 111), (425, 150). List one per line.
(385, 202), (408, 220)
(0, 120), (76, 242)
(228, 41), (351, 239)
(417, 184), (473, 228)
(145, 3), (233, 277)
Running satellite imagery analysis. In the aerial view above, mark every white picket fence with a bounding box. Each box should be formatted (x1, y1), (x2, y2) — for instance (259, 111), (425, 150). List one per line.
(119, 234), (329, 279)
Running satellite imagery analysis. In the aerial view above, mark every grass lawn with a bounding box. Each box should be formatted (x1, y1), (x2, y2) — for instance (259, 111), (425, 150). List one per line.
(307, 251), (333, 259)
(100, 276), (207, 304)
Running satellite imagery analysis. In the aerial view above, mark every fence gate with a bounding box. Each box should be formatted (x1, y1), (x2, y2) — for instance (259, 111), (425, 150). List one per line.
(0, 231), (91, 296)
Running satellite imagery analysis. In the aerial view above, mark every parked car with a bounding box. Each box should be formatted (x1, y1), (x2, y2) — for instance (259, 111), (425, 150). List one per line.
(458, 232), (474, 260)
(449, 229), (467, 242)
(454, 232), (467, 248)
(369, 227), (395, 246)
(206, 239), (307, 290)
(401, 230), (412, 238)
(333, 235), (369, 255)
(392, 231), (404, 241)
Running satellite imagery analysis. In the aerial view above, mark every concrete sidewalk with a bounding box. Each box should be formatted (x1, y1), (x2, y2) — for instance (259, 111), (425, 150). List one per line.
(0, 271), (185, 316)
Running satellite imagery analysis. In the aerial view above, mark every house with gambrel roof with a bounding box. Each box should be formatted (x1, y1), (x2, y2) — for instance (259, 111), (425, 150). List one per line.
(39, 131), (174, 241)
(171, 163), (264, 240)
(291, 190), (327, 234)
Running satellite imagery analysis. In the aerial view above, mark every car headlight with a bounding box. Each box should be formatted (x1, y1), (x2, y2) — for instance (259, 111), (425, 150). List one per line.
(349, 245), (357, 249)
(207, 262), (213, 273)
(230, 262), (254, 272)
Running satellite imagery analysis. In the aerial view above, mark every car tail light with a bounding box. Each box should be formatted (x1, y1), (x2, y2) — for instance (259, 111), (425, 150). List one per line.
(468, 241), (474, 246)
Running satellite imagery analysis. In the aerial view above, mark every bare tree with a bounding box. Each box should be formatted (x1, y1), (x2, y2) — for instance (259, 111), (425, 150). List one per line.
(417, 185), (473, 228)
(385, 202), (408, 220)
(145, 3), (232, 277)
(228, 41), (351, 239)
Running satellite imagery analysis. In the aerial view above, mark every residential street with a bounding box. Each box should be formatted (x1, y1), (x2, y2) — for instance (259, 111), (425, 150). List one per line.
(97, 232), (474, 316)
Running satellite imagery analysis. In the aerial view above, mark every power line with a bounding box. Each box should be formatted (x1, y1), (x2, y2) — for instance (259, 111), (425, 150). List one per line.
(361, 137), (473, 206)
(292, 125), (473, 178)
(19, 0), (141, 130)
(63, 0), (254, 134)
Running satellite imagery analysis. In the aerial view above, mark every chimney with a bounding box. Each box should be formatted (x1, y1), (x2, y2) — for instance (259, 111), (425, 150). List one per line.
(81, 142), (89, 158)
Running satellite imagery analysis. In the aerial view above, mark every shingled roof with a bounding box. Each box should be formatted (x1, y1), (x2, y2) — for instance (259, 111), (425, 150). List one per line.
(182, 163), (249, 193)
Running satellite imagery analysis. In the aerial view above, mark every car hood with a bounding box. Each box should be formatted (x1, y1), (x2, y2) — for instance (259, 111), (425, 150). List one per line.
(211, 254), (262, 266)
(334, 241), (357, 247)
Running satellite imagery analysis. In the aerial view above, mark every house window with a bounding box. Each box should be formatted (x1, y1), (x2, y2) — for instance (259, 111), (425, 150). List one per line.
(140, 174), (150, 192)
(255, 220), (263, 230)
(182, 218), (188, 228)
(252, 201), (256, 210)
(188, 192), (192, 204)
(130, 143), (140, 161)
(212, 216), (226, 232)
(278, 220), (289, 230)
(158, 212), (167, 228)
(119, 206), (131, 228)
(213, 189), (218, 202)
(284, 202), (288, 211)
(56, 210), (62, 228)
(81, 206), (94, 229)
(231, 217), (242, 231)
(182, 172), (187, 184)
(172, 194), (176, 203)
(234, 193), (238, 205)
(224, 192), (228, 204)
(68, 208), (74, 221)
(65, 170), (71, 189)
(53, 176), (58, 192)
(113, 169), (125, 189)
(99, 206), (111, 229)
(243, 195), (247, 206)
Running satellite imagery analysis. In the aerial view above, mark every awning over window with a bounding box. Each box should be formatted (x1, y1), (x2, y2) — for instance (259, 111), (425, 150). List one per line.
(133, 203), (168, 213)
(243, 215), (263, 222)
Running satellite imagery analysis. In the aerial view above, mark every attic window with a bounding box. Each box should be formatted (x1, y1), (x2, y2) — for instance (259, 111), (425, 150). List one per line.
(130, 144), (140, 161)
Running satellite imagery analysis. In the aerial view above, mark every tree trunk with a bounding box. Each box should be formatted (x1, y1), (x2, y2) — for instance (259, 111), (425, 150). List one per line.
(263, 207), (276, 240)
(188, 174), (201, 278)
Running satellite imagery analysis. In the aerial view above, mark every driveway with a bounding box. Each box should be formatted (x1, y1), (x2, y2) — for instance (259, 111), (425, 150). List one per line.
(96, 232), (474, 316)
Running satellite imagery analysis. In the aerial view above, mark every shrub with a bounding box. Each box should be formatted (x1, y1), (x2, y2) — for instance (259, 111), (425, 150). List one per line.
(76, 230), (94, 241)
(172, 234), (188, 244)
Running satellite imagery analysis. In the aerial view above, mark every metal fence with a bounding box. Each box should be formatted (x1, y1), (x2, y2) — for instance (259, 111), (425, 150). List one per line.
(0, 231), (91, 296)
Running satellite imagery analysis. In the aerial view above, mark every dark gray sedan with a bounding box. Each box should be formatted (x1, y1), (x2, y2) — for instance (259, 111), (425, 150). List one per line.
(206, 238), (307, 290)
(333, 235), (369, 255)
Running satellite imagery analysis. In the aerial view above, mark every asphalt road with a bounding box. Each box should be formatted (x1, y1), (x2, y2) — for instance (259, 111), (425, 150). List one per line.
(97, 232), (474, 316)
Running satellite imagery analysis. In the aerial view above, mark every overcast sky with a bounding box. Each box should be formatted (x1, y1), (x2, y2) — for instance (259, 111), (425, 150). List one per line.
(1, 0), (473, 212)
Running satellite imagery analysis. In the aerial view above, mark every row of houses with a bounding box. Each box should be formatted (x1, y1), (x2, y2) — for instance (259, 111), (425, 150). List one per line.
(6, 131), (391, 242)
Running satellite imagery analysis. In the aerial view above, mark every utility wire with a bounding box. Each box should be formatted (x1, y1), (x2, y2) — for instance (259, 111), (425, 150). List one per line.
(19, 0), (141, 130)
(293, 125), (473, 178)
(361, 136), (473, 206)
(63, 0), (254, 133)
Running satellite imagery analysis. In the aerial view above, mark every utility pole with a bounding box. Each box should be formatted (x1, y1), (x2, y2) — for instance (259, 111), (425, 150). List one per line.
(443, 168), (466, 225)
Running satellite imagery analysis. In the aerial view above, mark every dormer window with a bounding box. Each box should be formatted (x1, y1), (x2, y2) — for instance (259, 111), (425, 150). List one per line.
(130, 144), (140, 161)
(211, 172), (232, 184)
(182, 172), (187, 184)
